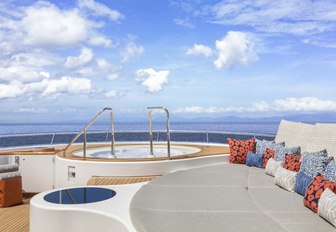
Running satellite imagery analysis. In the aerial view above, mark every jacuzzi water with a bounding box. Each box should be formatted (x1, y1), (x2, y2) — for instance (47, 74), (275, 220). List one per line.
(73, 145), (201, 158)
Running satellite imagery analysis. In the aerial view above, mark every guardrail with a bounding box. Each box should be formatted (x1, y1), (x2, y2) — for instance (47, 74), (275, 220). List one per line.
(0, 130), (276, 149)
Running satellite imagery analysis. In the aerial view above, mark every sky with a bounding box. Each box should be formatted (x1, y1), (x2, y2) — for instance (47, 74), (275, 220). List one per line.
(0, 0), (336, 123)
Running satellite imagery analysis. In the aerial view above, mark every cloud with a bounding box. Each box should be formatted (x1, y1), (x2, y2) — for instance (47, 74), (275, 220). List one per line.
(65, 47), (94, 68)
(174, 18), (195, 29)
(214, 31), (258, 69)
(106, 73), (119, 81)
(273, 97), (336, 112)
(96, 58), (111, 71)
(88, 36), (113, 47)
(121, 41), (144, 62)
(0, 76), (92, 99)
(209, 0), (336, 35)
(0, 66), (50, 83)
(41, 76), (92, 96)
(0, 83), (25, 99)
(18, 108), (47, 113)
(186, 43), (213, 57)
(21, 2), (89, 47)
(78, 0), (124, 22)
(135, 68), (170, 93)
(175, 97), (336, 114)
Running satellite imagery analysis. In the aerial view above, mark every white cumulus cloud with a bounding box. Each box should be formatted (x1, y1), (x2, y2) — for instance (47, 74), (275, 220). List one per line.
(121, 41), (144, 63)
(0, 83), (25, 99)
(41, 76), (92, 96)
(88, 36), (113, 47)
(175, 97), (336, 114)
(214, 31), (258, 69)
(135, 68), (170, 93)
(21, 2), (89, 47)
(273, 97), (336, 112)
(65, 47), (94, 68)
(186, 43), (213, 57)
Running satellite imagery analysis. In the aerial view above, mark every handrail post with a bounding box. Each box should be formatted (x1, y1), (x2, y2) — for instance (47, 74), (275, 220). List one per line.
(83, 129), (87, 160)
(110, 110), (115, 158)
(148, 110), (154, 157)
(147, 107), (171, 160)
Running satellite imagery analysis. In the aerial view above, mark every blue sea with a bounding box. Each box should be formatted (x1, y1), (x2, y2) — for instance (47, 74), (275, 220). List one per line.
(0, 122), (280, 135)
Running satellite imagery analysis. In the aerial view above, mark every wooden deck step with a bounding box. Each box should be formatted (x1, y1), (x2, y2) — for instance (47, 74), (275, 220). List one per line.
(87, 175), (160, 186)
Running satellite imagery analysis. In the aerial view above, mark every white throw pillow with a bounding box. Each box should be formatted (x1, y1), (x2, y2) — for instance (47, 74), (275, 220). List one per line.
(274, 165), (298, 192)
(318, 188), (336, 227)
(265, 158), (283, 177)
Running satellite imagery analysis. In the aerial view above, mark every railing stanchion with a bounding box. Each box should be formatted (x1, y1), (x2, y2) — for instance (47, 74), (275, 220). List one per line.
(147, 107), (170, 160)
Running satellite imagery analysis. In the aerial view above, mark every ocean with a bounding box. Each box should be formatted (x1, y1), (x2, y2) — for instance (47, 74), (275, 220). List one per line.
(0, 122), (280, 135)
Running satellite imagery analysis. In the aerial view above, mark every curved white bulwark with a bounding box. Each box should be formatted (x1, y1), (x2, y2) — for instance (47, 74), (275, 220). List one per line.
(55, 143), (229, 188)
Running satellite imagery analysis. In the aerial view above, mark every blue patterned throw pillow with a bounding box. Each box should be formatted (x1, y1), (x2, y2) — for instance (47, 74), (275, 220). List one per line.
(274, 144), (300, 162)
(246, 151), (263, 168)
(255, 139), (285, 155)
(300, 150), (330, 178)
(324, 158), (336, 182)
(295, 171), (313, 196)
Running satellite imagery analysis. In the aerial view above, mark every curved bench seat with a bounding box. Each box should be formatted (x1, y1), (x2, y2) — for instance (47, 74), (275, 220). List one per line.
(130, 164), (336, 232)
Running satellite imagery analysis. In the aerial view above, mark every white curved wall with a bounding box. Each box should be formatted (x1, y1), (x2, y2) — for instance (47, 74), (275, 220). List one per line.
(55, 152), (229, 188)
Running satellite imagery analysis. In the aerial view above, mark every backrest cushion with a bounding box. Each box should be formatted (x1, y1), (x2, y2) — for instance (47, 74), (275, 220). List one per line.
(318, 188), (336, 227)
(295, 171), (313, 196)
(262, 148), (275, 169)
(283, 154), (301, 172)
(274, 165), (298, 192)
(304, 174), (336, 213)
(275, 120), (314, 151)
(246, 151), (263, 168)
(274, 144), (300, 162)
(305, 123), (336, 157)
(227, 138), (255, 164)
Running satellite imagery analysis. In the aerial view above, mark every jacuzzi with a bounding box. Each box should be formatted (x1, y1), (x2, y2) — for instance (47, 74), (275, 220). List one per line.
(72, 145), (201, 159)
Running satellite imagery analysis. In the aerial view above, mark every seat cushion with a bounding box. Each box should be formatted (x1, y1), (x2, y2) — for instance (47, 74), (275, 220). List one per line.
(0, 177), (23, 207)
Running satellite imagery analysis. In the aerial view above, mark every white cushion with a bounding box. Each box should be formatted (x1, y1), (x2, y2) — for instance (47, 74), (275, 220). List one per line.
(318, 188), (336, 227)
(265, 158), (283, 177)
(274, 165), (298, 192)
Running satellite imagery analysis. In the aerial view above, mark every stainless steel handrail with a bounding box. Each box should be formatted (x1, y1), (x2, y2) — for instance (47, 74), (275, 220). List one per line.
(62, 108), (115, 159)
(148, 107), (171, 159)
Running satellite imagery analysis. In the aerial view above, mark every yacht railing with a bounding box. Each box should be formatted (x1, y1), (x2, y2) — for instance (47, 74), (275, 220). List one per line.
(147, 107), (171, 159)
(62, 108), (115, 159)
(0, 130), (276, 150)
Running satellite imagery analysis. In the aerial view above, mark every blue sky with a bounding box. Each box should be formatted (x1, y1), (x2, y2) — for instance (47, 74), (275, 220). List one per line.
(0, 0), (336, 122)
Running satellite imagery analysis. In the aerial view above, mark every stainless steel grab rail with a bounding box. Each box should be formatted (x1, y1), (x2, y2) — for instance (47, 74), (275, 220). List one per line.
(147, 107), (171, 159)
(63, 108), (115, 159)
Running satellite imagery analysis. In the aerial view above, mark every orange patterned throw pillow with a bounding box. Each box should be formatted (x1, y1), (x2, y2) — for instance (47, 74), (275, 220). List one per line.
(303, 174), (336, 213)
(227, 138), (255, 164)
(283, 154), (301, 172)
(262, 148), (275, 169)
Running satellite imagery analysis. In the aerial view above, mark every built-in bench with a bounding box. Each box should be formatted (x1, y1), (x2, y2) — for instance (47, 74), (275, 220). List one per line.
(129, 120), (336, 232)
